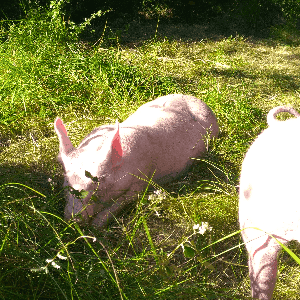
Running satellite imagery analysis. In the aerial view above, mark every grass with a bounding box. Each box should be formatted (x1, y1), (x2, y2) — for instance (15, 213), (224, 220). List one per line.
(1, 3), (300, 299)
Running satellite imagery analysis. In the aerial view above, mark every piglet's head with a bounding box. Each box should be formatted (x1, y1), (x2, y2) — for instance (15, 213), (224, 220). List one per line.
(54, 118), (124, 222)
(54, 118), (123, 172)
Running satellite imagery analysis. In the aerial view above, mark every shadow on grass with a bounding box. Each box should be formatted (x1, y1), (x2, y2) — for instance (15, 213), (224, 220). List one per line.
(267, 72), (300, 92)
(0, 163), (65, 215)
(84, 14), (300, 48)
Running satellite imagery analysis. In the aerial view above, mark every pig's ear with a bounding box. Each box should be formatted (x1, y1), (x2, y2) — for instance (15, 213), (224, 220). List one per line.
(54, 117), (74, 154)
(111, 120), (123, 168)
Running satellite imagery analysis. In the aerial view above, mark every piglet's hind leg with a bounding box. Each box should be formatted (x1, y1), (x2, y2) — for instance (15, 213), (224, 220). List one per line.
(245, 234), (281, 300)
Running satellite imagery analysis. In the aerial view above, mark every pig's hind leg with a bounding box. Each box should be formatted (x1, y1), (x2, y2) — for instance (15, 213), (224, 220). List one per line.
(243, 231), (282, 300)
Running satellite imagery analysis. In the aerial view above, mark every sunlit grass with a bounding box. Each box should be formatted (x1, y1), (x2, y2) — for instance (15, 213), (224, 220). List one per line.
(1, 2), (300, 299)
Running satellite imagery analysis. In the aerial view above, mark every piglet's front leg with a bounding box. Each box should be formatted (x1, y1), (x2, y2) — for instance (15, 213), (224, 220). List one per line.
(91, 184), (144, 227)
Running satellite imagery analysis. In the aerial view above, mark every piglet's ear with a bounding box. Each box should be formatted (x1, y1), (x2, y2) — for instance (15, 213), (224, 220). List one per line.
(54, 117), (74, 154)
(111, 120), (123, 169)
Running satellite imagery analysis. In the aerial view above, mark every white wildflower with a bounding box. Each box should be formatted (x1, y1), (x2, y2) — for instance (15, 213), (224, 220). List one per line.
(57, 253), (67, 260)
(31, 266), (49, 274)
(51, 261), (61, 269)
(193, 224), (200, 231)
(148, 190), (167, 201)
(148, 194), (154, 201)
(199, 222), (212, 234)
(193, 222), (212, 234)
(46, 258), (61, 269)
(155, 190), (166, 199)
(154, 190), (162, 196)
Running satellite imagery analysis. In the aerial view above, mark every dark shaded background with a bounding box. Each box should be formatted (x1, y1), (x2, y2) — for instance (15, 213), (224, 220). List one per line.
(1, 0), (300, 37)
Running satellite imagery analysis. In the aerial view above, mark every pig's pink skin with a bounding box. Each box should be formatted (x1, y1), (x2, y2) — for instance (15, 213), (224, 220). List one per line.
(111, 122), (123, 168)
(267, 106), (300, 126)
(54, 94), (219, 227)
(239, 106), (300, 299)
